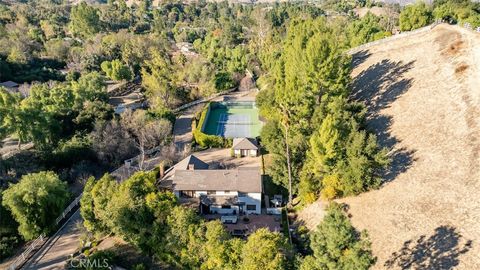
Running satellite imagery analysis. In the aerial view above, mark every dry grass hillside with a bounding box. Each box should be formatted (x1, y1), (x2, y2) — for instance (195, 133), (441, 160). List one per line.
(336, 24), (480, 269)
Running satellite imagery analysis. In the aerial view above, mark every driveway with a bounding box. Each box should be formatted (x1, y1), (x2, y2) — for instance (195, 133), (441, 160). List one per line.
(173, 104), (203, 153)
(23, 211), (83, 270)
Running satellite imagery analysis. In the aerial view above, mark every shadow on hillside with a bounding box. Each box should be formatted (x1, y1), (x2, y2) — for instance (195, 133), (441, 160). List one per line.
(384, 226), (472, 270)
(368, 114), (416, 183)
(352, 59), (415, 112)
(352, 59), (417, 183)
(351, 50), (372, 68)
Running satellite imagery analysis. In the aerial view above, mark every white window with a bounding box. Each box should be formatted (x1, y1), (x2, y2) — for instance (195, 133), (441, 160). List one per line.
(246, 205), (256, 211)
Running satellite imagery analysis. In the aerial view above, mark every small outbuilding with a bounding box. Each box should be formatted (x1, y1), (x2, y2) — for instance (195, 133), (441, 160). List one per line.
(232, 138), (259, 157)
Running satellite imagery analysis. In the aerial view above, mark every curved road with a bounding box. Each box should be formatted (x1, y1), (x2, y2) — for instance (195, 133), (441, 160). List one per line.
(22, 211), (83, 270)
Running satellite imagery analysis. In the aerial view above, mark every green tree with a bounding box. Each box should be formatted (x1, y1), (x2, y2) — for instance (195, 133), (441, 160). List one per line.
(101, 59), (133, 81)
(201, 221), (243, 270)
(81, 174), (119, 234)
(399, 2), (433, 31)
(18, 83), (75, 149)
(0, 88), (19, 140)
(164, 206), (203, 267)
(300, 97), (388, 201)
(257, 18), (351, 201)
(69, 2), (102, 38)
(300, 203), (375, 270)
(2, 171), (69, 240)
(109, 171), (176, 254)
(241, 228), (290, 270)
(141, 51), (177, 110)
(347, 12), (391, 47)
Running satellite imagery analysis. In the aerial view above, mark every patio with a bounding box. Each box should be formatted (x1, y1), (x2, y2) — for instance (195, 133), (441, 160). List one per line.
(204, 214), (282, 237)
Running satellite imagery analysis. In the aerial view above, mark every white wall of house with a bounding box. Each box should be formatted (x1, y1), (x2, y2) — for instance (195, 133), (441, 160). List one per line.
(234, 149), (258, 157)
(214, 191), (238, 196)
(238, 192), (261, 214)
(174, 190), (262, 215)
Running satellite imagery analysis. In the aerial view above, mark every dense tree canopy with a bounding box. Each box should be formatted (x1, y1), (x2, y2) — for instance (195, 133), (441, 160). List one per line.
(2, 171), (69, 240)
(101, 59), (133, 81)
(69, 2), (102, 38)
(399, 2), (433, 31)
(300, 203), (375, 270)
(257, 17), (388, 203)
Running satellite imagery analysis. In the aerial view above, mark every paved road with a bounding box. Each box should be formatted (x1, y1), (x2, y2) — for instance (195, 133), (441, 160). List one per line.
(23, 211), (83, 270)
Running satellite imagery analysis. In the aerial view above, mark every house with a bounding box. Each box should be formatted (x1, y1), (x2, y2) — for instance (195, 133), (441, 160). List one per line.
(232, 138), (259, 157)
(160, 155), (263, 215)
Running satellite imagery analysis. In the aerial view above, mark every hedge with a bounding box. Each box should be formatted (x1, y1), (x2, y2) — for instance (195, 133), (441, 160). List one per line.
(192, 103), (232, 148)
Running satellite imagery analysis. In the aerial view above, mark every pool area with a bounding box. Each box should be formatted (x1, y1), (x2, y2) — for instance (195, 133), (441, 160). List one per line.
(202, 101), (262, 138)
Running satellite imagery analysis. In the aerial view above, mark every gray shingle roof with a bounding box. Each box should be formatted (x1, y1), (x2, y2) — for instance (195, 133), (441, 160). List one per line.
(0, 81), (19, 88)
(172, 167), (262, 193)
(232, 138), (258, 150)
(161, 154), (209, 181)
(174, 155), (209, 170)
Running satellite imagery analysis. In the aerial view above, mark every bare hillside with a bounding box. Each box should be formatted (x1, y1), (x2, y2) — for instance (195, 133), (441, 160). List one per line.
(337, 24), (480, 269)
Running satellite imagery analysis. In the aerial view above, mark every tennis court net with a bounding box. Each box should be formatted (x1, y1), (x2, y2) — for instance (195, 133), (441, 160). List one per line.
(220, 102), (255, 109)
(217, 121), (256, 125)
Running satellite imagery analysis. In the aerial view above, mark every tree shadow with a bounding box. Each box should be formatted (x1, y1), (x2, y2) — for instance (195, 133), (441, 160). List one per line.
(351, 59), (416, 183)
(352, 59), (415, 112)
(385, 226), (473, 269)
(367, 114), (416, 183)
(351, 50), (372, 68)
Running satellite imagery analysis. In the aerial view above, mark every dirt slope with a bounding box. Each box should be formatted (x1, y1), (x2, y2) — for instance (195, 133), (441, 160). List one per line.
(339, 24), (480, 269)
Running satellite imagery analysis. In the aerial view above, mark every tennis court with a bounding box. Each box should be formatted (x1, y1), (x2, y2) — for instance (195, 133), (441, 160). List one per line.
(203, 101), (262, 138)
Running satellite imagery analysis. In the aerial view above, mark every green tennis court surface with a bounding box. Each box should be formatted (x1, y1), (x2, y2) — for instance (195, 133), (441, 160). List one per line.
(203, 102), (262, 138)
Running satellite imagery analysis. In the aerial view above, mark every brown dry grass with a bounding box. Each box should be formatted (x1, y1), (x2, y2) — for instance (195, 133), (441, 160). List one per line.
(455, 63), (469, 75)
(299, 24), (480, 269)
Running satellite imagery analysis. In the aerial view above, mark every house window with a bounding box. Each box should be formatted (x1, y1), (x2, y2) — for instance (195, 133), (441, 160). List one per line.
(180, 191), (194, 198)
(221, 205), (231, 209)
(246, 205), (256, 211)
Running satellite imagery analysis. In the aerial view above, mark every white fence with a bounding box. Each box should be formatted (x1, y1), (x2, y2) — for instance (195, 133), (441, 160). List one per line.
(8, 194), (83, 270)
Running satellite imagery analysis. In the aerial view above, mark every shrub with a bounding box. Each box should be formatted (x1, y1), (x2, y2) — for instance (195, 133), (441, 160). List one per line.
(214, 72), (235, 92)
(0, 235), (20, 260)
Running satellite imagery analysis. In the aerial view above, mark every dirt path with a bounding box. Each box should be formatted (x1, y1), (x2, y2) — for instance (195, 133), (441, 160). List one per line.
(337, 24), (480, 269)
